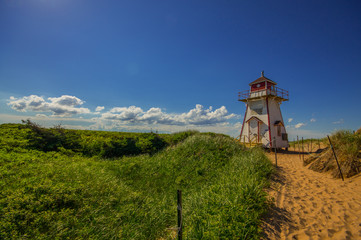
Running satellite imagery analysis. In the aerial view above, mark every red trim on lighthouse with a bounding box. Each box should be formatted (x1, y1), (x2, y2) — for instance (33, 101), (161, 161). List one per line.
(239, 104), (248, 139)
(266, 97), (272, 148)
(245, 116), (263, 123)
(251, 82), (266, 92)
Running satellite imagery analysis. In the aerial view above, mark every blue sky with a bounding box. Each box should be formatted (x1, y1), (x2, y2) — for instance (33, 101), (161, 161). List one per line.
(1, 0), (360, 138)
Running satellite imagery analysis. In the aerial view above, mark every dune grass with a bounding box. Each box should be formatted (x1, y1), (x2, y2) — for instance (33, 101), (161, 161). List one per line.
(305, 130), (361, 178)
(329, 130), (361, 159)
(0, 125), (273, 239)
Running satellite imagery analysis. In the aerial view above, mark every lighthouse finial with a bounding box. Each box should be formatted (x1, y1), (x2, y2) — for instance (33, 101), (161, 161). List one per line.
(261, 70), (264, 77)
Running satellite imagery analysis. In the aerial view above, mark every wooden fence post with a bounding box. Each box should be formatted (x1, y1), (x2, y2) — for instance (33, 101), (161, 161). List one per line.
(297, 136), (300, 160)
(273, 137), (277, 167)
(311, 139), (313, 153)
(302, 137), (305, 162)
(327, 136), (344, 181)
(177, 190), (182, 240)
(318, 139), (320, 150)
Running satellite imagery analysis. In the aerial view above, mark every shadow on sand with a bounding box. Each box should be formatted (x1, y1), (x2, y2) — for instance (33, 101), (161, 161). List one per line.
(261, 165), (293, 239)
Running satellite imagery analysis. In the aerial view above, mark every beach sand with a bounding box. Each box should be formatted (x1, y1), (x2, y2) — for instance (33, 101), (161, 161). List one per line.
(263, 150), (361, 240)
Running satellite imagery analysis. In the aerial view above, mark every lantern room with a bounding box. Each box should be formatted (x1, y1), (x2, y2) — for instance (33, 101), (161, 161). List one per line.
(250, 71), (276, 92)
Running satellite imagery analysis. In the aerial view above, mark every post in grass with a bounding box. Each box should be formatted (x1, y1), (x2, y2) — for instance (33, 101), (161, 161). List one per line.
(318, 139), (321, 150)
(327, 135), (344, 181)
(273, 137), (277, 167)
(177, 190), (183, 240)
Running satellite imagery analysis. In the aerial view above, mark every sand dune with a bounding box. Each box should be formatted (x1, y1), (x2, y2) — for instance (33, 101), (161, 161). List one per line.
(263, 150), (361, 240)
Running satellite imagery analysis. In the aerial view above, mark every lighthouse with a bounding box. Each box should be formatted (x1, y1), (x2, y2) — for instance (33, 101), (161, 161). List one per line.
(238, 72), (289, 149)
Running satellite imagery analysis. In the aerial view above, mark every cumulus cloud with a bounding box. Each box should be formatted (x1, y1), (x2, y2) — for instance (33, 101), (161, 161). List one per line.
(181, 105), (236, 125)
(97, 104), (236, 126)
(8, 95), (91, 117)
(6, 95), (241, 136)
(95, 106), (104, 112)
(310, 118), (316, 122)
(288, 118), (293, 123)
(295, 123), (305, 129)
(48, 95), (84, 106)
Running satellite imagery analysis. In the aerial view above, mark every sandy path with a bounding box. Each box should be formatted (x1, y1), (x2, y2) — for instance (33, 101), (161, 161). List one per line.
(262, 149), (361, 240)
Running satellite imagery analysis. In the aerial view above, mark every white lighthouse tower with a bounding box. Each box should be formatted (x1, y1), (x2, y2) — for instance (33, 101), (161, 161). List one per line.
(238, 72), (289, 149)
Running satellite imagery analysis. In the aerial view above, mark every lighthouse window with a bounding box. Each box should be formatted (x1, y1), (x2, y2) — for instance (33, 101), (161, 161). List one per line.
(252, 101), (264, 115)
(277, 125), (281, 136)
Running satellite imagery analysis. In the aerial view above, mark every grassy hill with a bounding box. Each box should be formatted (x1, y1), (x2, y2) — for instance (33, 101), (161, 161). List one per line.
(0, 123), (273, 239)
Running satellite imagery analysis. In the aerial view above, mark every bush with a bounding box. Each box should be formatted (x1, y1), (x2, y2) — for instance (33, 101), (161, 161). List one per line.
(22, 120), (81, 152)
(17, 121), (193, 158)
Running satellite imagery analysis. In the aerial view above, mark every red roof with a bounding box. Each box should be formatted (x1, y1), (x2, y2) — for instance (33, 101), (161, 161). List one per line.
(249, 76), (277, 86)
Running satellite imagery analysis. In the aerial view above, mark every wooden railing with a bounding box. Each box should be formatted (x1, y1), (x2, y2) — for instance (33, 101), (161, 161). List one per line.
(238, 86), (289, 101)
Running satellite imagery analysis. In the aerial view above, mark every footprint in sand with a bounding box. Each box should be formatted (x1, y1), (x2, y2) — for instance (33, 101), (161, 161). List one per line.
(263, 152), (361, 240)
(328, 228), (337, 237)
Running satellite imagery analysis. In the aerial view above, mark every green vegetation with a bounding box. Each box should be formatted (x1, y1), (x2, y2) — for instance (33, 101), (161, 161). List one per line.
(305, 130), (361, 178)
(1, 121), (197, 158)
(0, 122), (273, 239)
(329, 130), (361, 160)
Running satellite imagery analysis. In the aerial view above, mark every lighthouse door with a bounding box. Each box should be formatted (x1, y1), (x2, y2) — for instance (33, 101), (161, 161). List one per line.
(248, 118), (260, 143)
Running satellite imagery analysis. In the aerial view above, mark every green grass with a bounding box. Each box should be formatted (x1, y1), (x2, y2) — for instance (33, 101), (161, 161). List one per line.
(304, 130), (361, 178)
(329, 130), (361, 159)
(0, 123), (273, 239)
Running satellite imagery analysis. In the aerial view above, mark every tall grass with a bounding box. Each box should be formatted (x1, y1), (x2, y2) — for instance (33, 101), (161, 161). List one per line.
(306, 130), (361, 178)
(329, 130), (361, 159)
(0, 127), (273, 239)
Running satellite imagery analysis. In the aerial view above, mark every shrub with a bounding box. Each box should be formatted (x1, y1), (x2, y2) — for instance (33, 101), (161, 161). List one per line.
(22, 120), (81, 152)
(135, 133), (167, 155)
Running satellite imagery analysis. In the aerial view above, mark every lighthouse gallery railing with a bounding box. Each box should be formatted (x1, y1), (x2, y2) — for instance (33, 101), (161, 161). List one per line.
(238, 86), (289, 101)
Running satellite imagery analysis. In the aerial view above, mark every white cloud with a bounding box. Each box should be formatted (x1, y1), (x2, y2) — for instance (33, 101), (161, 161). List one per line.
(288, 118), (293, 123)
(97, 104), (236, 126)
(8, 95), (91, 117)
(295, 123), (305, 129)
(95, 106), (104, 112)
(48, 95), (84, 106)
(5, 95), (241, 136)
(310, 118), (316, 122)
(89, 118), (243, 137)
(181, 105), (236, 125)
(104, 106), (144, 122)
(333, 119), (344, 124)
